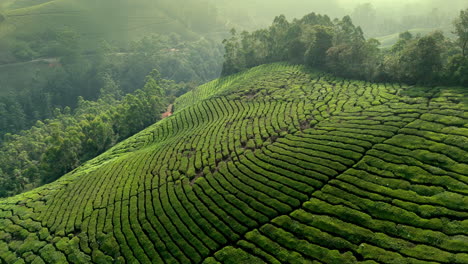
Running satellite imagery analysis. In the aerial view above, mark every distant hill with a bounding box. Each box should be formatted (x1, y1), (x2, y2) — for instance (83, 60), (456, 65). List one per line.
(0, 63), (466, 263)
(0, 0), (225, 62)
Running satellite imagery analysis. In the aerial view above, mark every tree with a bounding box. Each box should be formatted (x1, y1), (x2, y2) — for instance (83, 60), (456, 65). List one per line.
(143, 69), (164, 97)
(286, 24), (306, 63)
(222, 29), (245, 75)
(399, 32), (444, 84)
(99, 73), (122, 102)
(269, 15), (290, 61)
(453, 8), (468, 57)
(41, 123), (84, 183)
(12, 40), (38, 60)
(81, 116), (115, 159)
(326, 16), (376, 79)
(399, 31), (413, 41)
(333, 16), (365, 46)
(304, 25), (333, 67)
(445, 54), (468, 86)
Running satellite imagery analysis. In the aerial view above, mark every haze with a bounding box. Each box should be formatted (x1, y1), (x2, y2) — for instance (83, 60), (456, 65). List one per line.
(216, 0), (467, 37)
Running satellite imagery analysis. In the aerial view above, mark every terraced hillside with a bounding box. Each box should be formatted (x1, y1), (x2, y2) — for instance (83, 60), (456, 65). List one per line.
(0, 63), (467, 263)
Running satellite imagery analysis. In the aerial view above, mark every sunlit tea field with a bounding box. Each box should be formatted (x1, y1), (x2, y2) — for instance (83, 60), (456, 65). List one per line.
(0, 63), (467, 263)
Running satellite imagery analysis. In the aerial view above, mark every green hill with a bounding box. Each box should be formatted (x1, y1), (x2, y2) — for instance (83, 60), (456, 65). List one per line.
(0, 0), (223, 63)
(0, 63), (467, 263)
(0, 0), (205, 41)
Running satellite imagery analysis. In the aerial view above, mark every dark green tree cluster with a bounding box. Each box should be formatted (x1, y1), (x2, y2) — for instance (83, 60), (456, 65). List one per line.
(222, 13), (334, 74)
(454, 9), (468, 57)
(222, 9), (468, 86)
(0, 70), (183, 197)
(379, 31), (465, 85)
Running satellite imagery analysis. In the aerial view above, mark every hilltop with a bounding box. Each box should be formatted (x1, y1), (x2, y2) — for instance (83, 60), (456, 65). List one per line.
(0, 63), (467, 263)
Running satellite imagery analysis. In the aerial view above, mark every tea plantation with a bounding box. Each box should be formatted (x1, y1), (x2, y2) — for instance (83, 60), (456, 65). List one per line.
(0, 63), (467, 263)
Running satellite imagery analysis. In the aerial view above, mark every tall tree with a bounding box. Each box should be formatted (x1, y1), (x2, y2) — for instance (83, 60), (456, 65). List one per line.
(399, 32), (444, 84)
(304, 25), (333, 67)
(99, 73), (122, 102)
(453, 8), (468, 57)
(269, 15), (290, 61)
(222, 29), (245, 75)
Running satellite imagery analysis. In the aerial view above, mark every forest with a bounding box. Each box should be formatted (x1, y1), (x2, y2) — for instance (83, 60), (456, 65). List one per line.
(222, 9), (468, 86)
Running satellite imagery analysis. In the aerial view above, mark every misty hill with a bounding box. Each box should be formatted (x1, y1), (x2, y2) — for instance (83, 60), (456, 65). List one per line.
(0, 63), (467, 263)
(0, 0), (224, 63)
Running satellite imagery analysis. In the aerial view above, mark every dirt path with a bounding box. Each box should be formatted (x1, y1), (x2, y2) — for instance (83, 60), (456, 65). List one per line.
(0, 57), (59, 68)
(162, 104), (173, 119)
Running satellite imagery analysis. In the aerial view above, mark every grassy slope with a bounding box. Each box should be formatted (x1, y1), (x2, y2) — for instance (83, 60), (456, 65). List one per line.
(0, 63), (467, 263)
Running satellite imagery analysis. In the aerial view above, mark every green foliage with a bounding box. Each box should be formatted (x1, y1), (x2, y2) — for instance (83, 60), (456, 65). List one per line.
(221, 12), (333, 75)
(453, 8), (468, 57)
(395, 32), (444, 84)
(222, 10), (468, 86)
(11, 40), (38, 60)
(0, 32), (222, 141)
(444, 54), (468, 86)
(0, 70), (178, 196)
(304, 25), (333, 67)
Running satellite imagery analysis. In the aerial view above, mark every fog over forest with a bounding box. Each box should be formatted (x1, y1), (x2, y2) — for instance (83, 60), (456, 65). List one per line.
(216, 0), (467, 37)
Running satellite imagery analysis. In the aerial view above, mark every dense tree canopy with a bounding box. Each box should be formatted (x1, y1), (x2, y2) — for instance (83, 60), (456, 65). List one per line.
(222, 10), (468, 87)
(221, 12), (333, 75)
(453, 8), (468, 57)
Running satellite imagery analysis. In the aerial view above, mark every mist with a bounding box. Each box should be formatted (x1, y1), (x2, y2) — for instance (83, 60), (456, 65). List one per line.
(215, 0), (467, 37)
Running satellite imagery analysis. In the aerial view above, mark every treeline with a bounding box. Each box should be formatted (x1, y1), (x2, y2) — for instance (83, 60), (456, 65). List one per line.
(222, 9), (468, 86)
(0, 70), (181, 197)
(0, 32), (221, 139)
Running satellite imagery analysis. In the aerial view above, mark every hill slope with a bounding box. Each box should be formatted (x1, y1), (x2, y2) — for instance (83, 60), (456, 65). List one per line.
(0, 63), (467, 263)
(0, 0), (206, 41)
